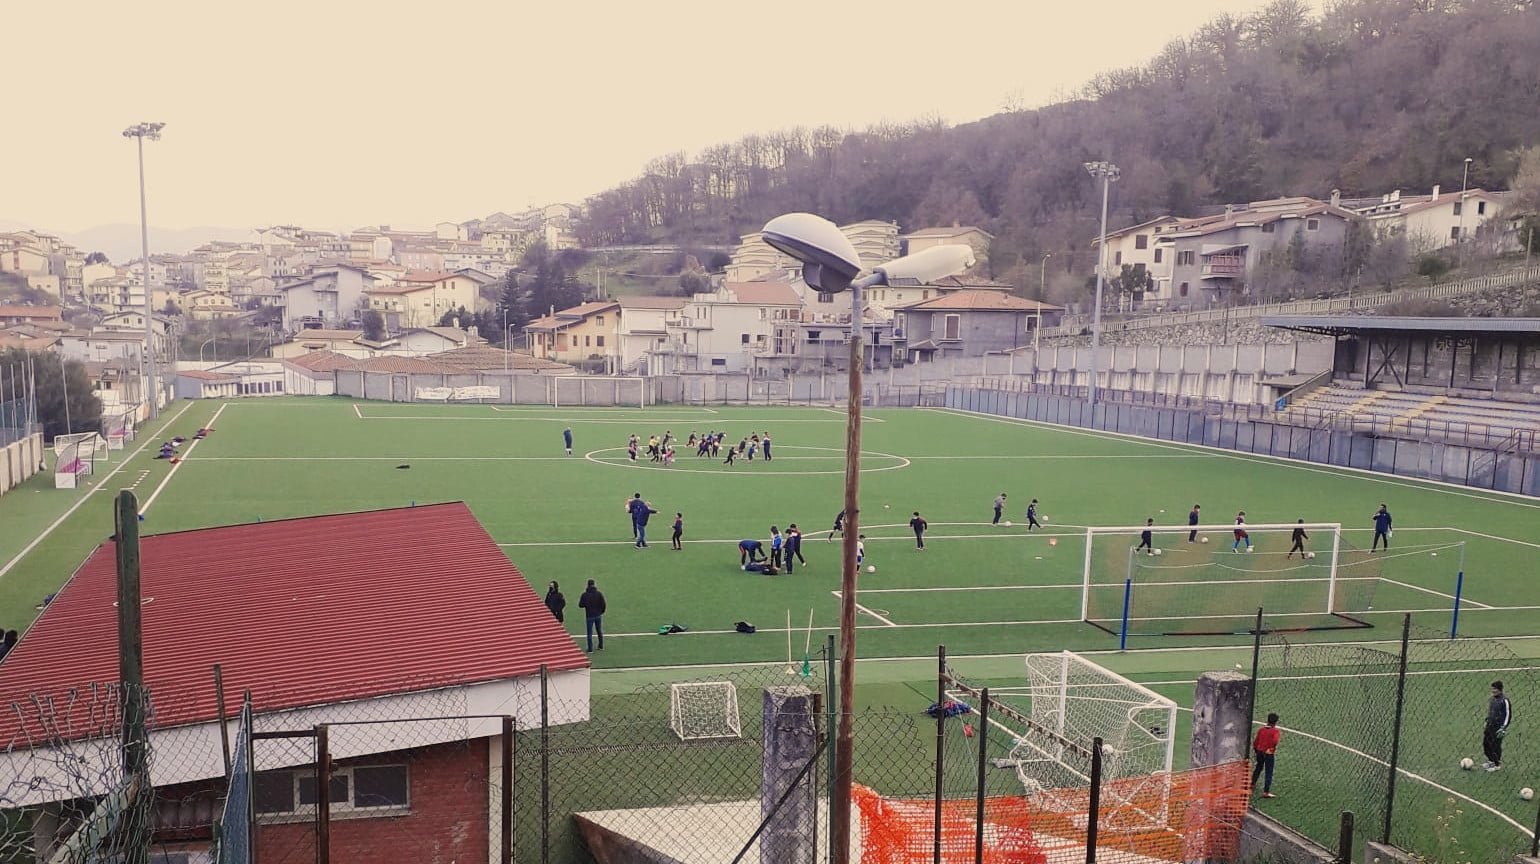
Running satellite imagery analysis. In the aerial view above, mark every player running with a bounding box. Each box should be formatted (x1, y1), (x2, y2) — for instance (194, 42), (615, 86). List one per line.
(1025, 499), (1043, 531)
(910, 511), (928, 550)
(1232, 511), (1252, 552)
(828, 509), (845, 542)
(1286, 519), (1309, 559)
(1135, 518), (1155, 555)
(992, 493), (1007, 526)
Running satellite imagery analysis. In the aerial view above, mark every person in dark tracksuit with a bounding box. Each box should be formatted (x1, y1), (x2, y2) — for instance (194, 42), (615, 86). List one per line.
(785, 524), (805, 572)
(1482, 680), (1512, 771)
(828, 510), (845, 541)
(628, 493), (657, 548)
(1287, 519), (1309, 559)
(562, 427), (573, 456)
(579, 580), (606, 652)
(993, 493), (1007, 525)
(910, 512), (927, 550)
(1187, 504), (1201, 542)
(770, 526), (784, 568)
(1136, 518), (1155, 554)
(762, 432), (773, 461)
(1026, 499), (1043, 531)
(544, 581), (565, 622)
(1372, 504), (1393, 551)
(671, 513), (684, 551)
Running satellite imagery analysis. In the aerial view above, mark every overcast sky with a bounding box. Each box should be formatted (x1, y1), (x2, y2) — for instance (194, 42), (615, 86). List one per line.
(7, 0), (1297, 233)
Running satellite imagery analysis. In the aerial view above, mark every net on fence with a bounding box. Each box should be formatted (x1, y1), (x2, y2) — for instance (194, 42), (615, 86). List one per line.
(852, 761), (1249, 864)
(213, 699), (253, 864)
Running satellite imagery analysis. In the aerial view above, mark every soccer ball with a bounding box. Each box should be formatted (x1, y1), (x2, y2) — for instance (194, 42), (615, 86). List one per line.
(1153, 548), (1163, 556)
(866, 565), (876, 573)
(1305, 552), (1316, 559)
(1460, 757), (1474, 770)
(1522, 787), (1535, 801)
(1247, 546), (1255, 553)
(1004, 520), (1013, 527)
(1048, 538), (1058, 547)
(1200, 537), (1210, 544)
(884, 504), (890, 509)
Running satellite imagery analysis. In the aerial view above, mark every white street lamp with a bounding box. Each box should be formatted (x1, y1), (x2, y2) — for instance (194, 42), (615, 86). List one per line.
(123, 122), (166, 418)
(761, 213), (973, 864)
(1036, 252), (1051, 355)
(1085, 161), (1120, 404)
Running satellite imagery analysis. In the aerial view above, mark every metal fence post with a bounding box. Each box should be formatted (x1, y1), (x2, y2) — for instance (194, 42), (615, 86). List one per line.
(502, 715), (514, 864)
(1337, 810), (1355, 863)
(315, 723), (330, 864)
(540, 664), (550, 864)
(1245, 607), (1265, 768)
(1085, 736), (1103, 864)
(1381, 614), (1412, 845)
(975, 688), (989, 864)
(934, 645), (947, 864)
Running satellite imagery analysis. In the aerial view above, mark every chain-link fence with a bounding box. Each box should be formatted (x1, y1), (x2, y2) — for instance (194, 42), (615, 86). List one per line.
(1256, 614), (1540, 863)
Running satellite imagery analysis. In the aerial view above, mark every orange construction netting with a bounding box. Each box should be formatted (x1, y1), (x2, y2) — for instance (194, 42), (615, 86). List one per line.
(852, 760), (1249, 864)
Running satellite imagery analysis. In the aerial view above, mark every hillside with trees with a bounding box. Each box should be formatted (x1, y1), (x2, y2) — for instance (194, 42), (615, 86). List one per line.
(575, 0), (1540, 302)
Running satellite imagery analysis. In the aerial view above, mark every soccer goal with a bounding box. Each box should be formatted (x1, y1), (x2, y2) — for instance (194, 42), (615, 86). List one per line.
(669, 681), (742, 741)
(102, 408), (136, 450)
(1080, 522), (1379, 641)
(946, 651), (1179, 829)
(53, 432), (110, 490)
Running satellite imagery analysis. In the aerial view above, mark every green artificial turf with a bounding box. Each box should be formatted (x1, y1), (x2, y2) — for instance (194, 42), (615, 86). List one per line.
(5, 396), (1539, 860)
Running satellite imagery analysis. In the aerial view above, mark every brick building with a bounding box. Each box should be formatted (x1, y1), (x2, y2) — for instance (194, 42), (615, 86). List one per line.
(0, 502), (588, 864)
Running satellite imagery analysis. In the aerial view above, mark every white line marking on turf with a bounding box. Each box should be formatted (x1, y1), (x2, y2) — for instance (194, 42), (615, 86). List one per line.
(192, 456), (581, 462)
(1380, 576), (1492, 608)
(353, 403), (362, 419)
(141, 403), (228, 515)
(935, 407), (1540, 509)
(359, 410), (853, 423)
(1445, 527), (1540, 551)
(0, 401), (195, 582)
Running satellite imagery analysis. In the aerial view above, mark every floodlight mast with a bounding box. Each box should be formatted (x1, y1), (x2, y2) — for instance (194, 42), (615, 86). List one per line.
(1085, 161), (1119, 405)
(123, 123), (166, 419)
(761, 214), (973, 864)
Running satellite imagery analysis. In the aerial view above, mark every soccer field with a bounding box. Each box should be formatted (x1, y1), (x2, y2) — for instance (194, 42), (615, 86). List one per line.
(3, 397), (1539, 858)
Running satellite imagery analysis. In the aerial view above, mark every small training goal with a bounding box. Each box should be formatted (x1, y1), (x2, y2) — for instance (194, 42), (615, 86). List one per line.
(53, 432), (109, 490)
(669, 681), (742, 741)
(102, 408), (137, 449)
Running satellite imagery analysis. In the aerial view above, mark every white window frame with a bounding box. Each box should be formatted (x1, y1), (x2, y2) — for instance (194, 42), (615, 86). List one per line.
(255, 764), (411, 821)
(942, 314), (961, 341)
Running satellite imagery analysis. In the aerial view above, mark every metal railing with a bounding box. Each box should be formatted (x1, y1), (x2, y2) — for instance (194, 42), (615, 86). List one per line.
(1043, 264), (1540, 338)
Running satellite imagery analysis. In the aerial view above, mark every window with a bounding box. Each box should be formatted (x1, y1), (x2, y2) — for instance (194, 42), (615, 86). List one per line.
(584, 335), (591, 347)
(741, 333), (751, 345)
(943, 314), (961, 341)
(1177, 251), (1196, 267)
(256, 765), (409, 817)
(1135, 234), (1148, 250)
(710, 358), (726, 366)
(595, 336), (604, 347)
(894, 313), (905, 334)
(1306, 218), (1320, 231)
(1153, 248), (1163, 264)
(922, 290), (931, 300)
(1179, 282), (1190, 297)
(1477, 201), (1487, 215)
(807, 330), (821, 342)
(818, 292), (834, 303)
(1261, 222), (1276, 234)
(1451, 226), (1461, 239)
(1452, 202), (1463, 217)
(594, 315), (604, 325)
(1114, 251), (1123, 265)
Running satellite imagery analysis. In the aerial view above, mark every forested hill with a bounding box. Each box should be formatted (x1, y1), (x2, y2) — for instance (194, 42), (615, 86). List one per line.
(575, 0), (1540, 291)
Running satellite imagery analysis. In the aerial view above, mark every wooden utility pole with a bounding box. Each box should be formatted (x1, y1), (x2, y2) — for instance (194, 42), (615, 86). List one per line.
(115, 490), (150, 864)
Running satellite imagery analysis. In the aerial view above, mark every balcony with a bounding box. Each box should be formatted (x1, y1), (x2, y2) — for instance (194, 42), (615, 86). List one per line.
(1200, 255), (1245, 278)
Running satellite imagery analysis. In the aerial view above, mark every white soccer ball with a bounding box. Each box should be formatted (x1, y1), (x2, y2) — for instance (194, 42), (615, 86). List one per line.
(1305, 551), (1316, 559)
(1522, 787), (1535, 801)
(1153, 548), (1163, 556)
(1460, 757), (1474, 770)
(1247, 546), (1255, 553)
(866, 565), (876, 573)
(1200, 537), (1210, 544)
(1004, 520), (1013, 527)
(884, 504), (890, 509)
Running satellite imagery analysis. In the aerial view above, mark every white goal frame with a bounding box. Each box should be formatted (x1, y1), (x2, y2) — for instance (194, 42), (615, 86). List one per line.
(669, 681), (742, 741)
(53, 433), (110, 489)
(1080, 521), (1344, 622)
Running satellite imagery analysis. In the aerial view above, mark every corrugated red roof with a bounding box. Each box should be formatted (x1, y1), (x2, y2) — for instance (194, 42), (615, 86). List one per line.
(0, 503), (586, 740)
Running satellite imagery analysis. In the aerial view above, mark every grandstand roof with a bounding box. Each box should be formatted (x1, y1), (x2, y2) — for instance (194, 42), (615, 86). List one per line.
(0, 502), (587, 742)
(1262, 315), (1540, 336)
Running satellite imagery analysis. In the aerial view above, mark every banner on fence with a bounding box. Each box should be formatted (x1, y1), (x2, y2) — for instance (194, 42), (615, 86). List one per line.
(414, 386), (500, 402)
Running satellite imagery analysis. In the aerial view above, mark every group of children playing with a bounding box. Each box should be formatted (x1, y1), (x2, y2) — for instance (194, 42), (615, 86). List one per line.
(623, 430), (775, 467)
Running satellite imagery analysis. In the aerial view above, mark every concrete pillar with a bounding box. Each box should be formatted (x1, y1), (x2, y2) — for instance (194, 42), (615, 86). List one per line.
(1186, 671), (1253, 864)
(761, 686), (816, 864)
(32, 804), (60, 864)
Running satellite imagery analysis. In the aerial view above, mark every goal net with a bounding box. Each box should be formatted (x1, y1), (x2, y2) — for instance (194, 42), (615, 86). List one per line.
(1080, 522), (1379, 639)
(669, 681), (742, 741)
(102, 408), (136, 449)
(53, 432), (109, 489)
(946, 652), (1180, 832)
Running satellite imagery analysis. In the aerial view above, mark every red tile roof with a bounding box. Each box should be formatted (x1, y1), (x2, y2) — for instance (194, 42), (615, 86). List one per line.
(0, 503), (586, 741)
(895, 290), (1060, 312)
(0, 305), (63, 320)
(176, 369), (237, 381)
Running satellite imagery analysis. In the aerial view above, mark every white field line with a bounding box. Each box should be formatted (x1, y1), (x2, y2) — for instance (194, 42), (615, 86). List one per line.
(358, 408), (852, 424)
(191, 456), (578, 462)
(490, 406), (717, 414)
(1445, 527), (1540, 551)
(352, 403), (362, 419)
(852, 576), (1386, 594)
(140, 403), (228, 515)
(0, 401), (196, 582)
(1380, 575), (1492, 608)
(906, 454), (1208, 460)
(934, 407), (1540, 510)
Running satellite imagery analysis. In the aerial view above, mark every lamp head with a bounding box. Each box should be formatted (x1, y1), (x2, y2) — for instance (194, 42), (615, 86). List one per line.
(872, 244), (975, 285)
(762, 213), (863, 294)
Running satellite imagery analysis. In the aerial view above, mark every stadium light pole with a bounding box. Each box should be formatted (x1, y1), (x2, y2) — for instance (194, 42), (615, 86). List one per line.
(1085, 161), (1119, 405)
(761, 213), (973, 864)
(1458, 156), (1473, 269)
(124, 122), (166, 419)
(1036, 252), (1051, 355)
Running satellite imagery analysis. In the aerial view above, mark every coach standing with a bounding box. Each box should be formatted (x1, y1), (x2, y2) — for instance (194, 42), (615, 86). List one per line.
(1372, 503), (1393, 551)
(579, 579), (606, 653)
(1482, 680), (1512, 772)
